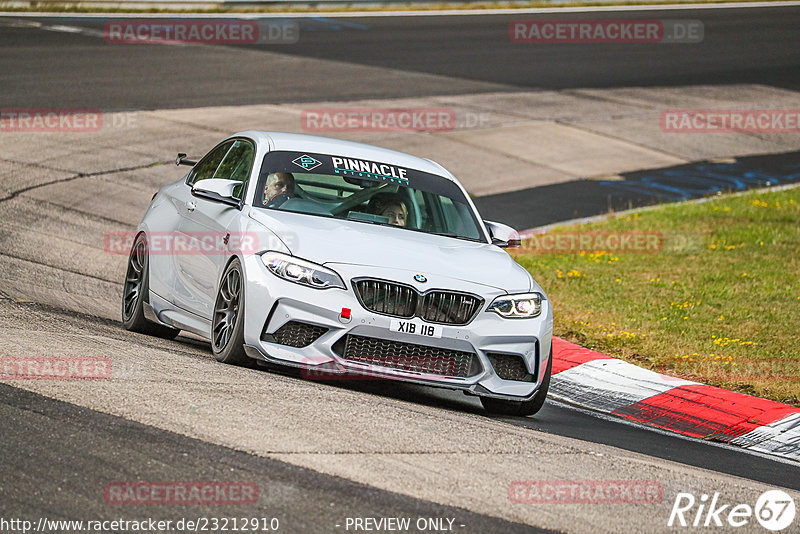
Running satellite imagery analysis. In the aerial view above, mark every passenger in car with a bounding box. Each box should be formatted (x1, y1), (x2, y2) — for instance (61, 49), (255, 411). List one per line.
(367, 193), (408, 227)
(263, 172), (295, 207)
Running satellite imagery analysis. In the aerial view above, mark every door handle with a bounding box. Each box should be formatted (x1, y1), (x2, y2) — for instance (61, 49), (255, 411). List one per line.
(187, 201), (196, 212)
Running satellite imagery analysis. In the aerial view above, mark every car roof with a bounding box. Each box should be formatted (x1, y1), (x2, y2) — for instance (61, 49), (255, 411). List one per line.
(231, 130), (457, 182)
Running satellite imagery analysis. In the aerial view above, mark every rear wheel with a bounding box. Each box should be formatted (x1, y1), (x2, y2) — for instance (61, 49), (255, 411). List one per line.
(121, 233), (180, 339)
(481, 347), (552, 416)
(211, 258), (251, 366)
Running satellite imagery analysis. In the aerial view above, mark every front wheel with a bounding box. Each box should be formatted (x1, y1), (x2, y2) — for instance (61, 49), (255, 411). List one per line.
(211, 258), (251, 366)
(121, 233), (180, 339)
(481, 347), (552, 416)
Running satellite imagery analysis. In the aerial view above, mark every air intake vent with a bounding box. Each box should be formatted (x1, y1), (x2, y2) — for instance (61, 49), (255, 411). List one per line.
(264, 321), (327, 348)
(336, 334), (481, 378)
(487, 353), (534, 382)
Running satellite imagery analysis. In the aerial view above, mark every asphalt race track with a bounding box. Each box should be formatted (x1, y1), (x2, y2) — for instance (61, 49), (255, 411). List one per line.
(1, 6), (800, 109)
(1, 4), (799, 533)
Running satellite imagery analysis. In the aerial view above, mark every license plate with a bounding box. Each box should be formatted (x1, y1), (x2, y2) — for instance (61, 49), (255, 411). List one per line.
(390, 319), (442, 338)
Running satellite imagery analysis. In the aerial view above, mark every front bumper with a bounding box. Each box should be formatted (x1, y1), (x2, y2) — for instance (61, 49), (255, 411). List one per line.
(241, 256), (553, 400)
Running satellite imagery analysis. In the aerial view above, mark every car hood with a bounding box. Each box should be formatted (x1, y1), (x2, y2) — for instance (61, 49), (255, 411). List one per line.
(248, 209), (534, 293)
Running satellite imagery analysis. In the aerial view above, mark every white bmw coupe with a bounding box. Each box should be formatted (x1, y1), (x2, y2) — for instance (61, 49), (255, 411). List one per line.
(123, 131), (553, 415)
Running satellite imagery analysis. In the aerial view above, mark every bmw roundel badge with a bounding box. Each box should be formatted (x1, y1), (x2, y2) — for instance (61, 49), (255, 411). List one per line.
(414, 274), (427, 283)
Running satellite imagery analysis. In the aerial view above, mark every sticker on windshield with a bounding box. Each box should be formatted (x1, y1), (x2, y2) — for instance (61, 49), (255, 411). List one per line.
(292, 154), (322, 171)
(331, 156), (409, 185)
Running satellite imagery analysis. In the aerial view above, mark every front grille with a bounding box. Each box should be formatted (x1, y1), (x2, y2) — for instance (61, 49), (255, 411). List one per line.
(487, 353), (534, 382)
(420, 290), (482, 324)
(353, 279), (483, 325)
(335, 334), (481, 378)
(264, 321), (327, 348)
(353, 279), (417, 318)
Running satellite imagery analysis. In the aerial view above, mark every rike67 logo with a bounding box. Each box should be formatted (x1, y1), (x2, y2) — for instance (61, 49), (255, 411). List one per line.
(669, 490), (796, 531)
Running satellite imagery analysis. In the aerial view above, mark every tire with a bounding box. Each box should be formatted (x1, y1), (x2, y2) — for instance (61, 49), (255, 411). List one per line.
(121, 233), (181, 339)
(211, 258), (251, 366)
(481, 347), (552, 417)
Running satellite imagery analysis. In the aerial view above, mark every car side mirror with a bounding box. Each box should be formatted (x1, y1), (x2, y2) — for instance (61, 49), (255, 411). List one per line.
(484, 220), (521, 248)
(176, 153), (197, 166)
(192, 179), (241, 208)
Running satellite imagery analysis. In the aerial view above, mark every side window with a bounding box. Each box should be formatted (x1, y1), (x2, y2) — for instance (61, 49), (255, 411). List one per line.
(440, 197), (479, 238)
(214, 140), (255, 200)
(187, 141), (233, 186)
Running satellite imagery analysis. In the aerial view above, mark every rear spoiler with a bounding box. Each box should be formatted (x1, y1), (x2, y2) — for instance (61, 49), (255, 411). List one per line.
(176, 153), (197, 167)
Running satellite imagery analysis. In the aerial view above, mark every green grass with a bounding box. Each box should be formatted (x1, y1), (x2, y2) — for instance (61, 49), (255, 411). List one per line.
(512, 186), (800, 406)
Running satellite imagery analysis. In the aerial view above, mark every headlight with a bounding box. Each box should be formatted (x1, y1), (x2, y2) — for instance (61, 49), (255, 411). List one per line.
(487, 293), (543, 318)
(261, 251), (345, 290)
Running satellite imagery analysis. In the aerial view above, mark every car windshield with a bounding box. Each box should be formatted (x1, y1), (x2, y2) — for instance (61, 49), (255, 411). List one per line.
(254, 150), (486, 242)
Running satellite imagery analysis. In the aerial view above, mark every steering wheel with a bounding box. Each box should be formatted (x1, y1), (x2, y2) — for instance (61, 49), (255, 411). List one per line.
(330, 183), (397, 216)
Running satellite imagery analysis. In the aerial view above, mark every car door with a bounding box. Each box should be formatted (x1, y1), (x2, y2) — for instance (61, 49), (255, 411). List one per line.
(166, 140), (233, 314)
(147, 141), (230, 305)
(173, 139), (255, 320)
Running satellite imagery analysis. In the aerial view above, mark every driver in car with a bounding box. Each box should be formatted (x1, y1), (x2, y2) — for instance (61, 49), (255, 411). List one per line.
(263, 172), (295, 207)
(367, 193), (408, 227)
